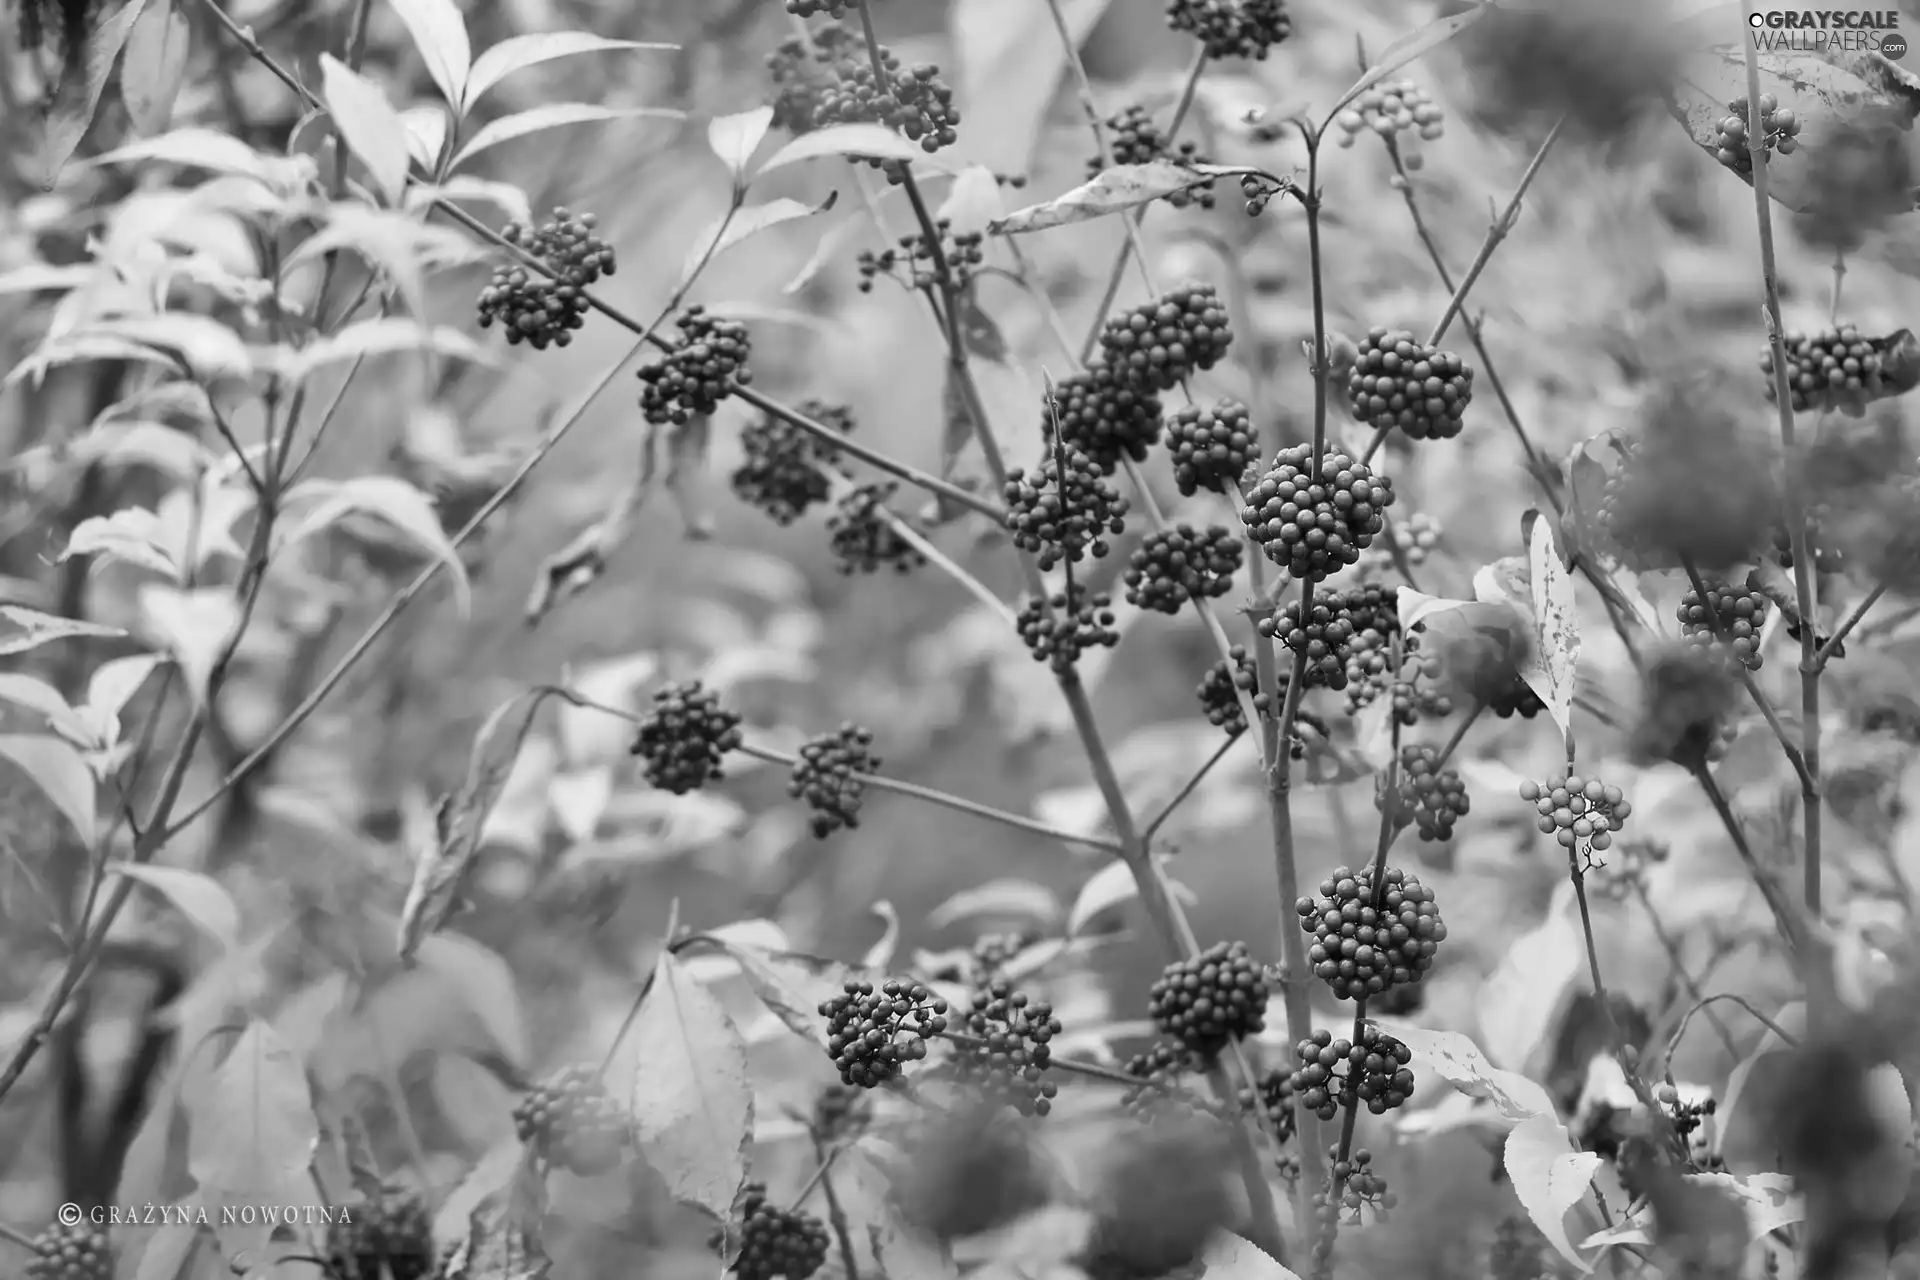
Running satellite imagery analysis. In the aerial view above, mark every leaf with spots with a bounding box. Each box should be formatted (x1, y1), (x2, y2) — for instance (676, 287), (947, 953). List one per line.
(1521, 510), (1578, 746)
(990, 163), (1219, 235)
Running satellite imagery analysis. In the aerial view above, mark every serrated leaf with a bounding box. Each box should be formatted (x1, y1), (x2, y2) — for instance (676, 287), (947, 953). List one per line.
(319, 54), (412, 204)
(1065, 856), (1197, 936)
(283, 318), (491, 380)
(990, 162), (1215, 234)
(680, 195), (836, 295)
(756, 123), (956, 177)
(464, 33), (675, 109)
(278, 476), (471, 616)
(1505, 1115), (1603, 1273)
(623, 951), (752, 1222)
(38, 0), (152, 186)
(925, 879), (1063, 931)
(1200, 1231), (1303, 1280)
(1329, 3), (1490, 119)
(1385, 1024), (1556, 1122)
(937, 165), (1004, 236)
(109, 864), (240, 948)
(451, 104), (683, 170)
(0, 734), (98, 844)
(183, 1023), (320, 1248)
(139, 585), (239, 709)
(0, 607), (126, 656)
(1522, 510), (1579, 745)
(712, 942), (855, 1051)
(119, 0), (191, 137)
(402, 105), (450, 171)
(708, 107), (775, 179)
(388, 0), (471, 110)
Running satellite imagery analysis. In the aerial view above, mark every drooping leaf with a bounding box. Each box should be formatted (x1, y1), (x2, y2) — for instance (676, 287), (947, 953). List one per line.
(622, 951), (753, 1222)
(0, 734), (98, 844)
(989, 163), (1217, 235)
(183, 1023), (320, 1240)
(464, 33), (676, 109)
(708, 107), (776, 179)
(1066, 857), (1198, 936)
(319, 55), (413, 205)
(925, 879), (1063, 931)
(138, 585), (239, 708)
(90, 126), (279, 181)
(109, 864), (241, 948)
(1200, 1231), (1303, 1280)
(119, 0), (191, 137)
(0, 606), (127, 656)
(387, 0), (471, 110)
(1384, 1024), (1556, 1122)
(709, 941), (855, 1051)
(1521, 510), (1579, 745)
(951, 0), (1113, 175)
(451, 104), (683, 169)
(1504, 1114), (1603, 1273)
(1329, 3), (1491, 119)
(282, 318), (492, 381)
(1395, 585), (1477, 633)
(278, 476), (472, 616)
(862, 901), (901, 970)
(1476, 882), (1584, 1076)
(679, 195), (837, 294)
(783, 213), (872, 294)
(937, 165), (1004, 235)
(756, 124), (958, 177)
(37, 0), (152, 186)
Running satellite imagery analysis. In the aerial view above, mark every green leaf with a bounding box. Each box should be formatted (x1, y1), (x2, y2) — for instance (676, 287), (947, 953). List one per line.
(411, 932), (529, 1068)
(401, 105), (450, 171)
(1329, 2), (1490, 120)
(465, 33), (676, 109)
(622, 951), (753, 1222)
(709, 942), (856, 1051)
(1066, 856), (1198, 936)
(1201, 1232), (1304, 1280)
(0, 606), (127, 656)
(109, 864), (241, 948)
(755, 123), (960, 177)
(1476, 882), (1583, 1078)
(281, 318), (492, 381)
(138, 586), (239, 709)
(289, 205), (479, 321)
(388, 0), (471, 110)
(1381, 1025), (1556, 1122)
(90, 126), (279, 181)
(0, 734), (98, 844)
(1520, 510), (1579, 748)
(37, 0), (152, 186)
(319, 54), (412, 205)
(82, 653), (165, 746)
(278, 476), (472, 616)
(67, 420), (217, 479)
(708, 107), (775, 179)
(86, 314), (252, 382)
(451, 103), (684, 170)
(937, 165), (1005, 236)
(0, 673), (89, 743)
(405, 175), (532, 225)
(1504, 1114), (1603, 1273)
(118, 0), (191, 137)
(183, 1023), (321, 1252)
(64, 508), (182, 580)
(990, 162), (1214, 234)
(679, 196), (834, 294)
(924, 879), (1062, 931)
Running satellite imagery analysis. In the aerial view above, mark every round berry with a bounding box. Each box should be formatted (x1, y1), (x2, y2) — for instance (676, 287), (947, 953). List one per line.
(858, 218), (985, 292)
(1294, 865), (1447, 1001)
(1123, 523), (1242, 614)
(27, 1221), (112, 1280)
(1164, 399), (1258, 496)
(1288, 1025), (1415, 1120)
(513, 1063), (633, 1176)
(1004, 446), (1129, 570)
(827, 481), (926, 575)
(1518, 772), (1633, 853)
(1677, 579), (1769, 673)
(820, 978), (948, 1087)
(1378, 743), (1470, 842)
(1147, 940), (1269, 1057)
(1017, 587), (1122, 674)
(727, 1184), (831, 1280)
(630, 680), (744, 794)
(1241, 443), (1394, 581)
(1761, 323), (1887, 414)
(790, 723), (879, 838)
(1099, 284), (1234, 392)
(1049, 366), (1164, 474)
(1166, 0), (1292, 60)
(638, 306), (751, 425)
(1347, 327), (1474, 441)
(1332, 81), (1445, 148)
(764, 27), (959, 183)
(327, 1192), (435, 1280)
(949, 979), (1062, 1116)
(475, 208), (615, 351)
(732, 401), (854, 525)
(1714, 94), (1800, 175)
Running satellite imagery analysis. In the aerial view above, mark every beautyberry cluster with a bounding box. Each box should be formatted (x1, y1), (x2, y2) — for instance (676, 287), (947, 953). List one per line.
(637, 307), (750, 425)
(1714, 94), (1799, 175)
(1146, 940), (1268, 1057)
(327, 1192), (435, 1280)
(821, 978), (949, 1087)
(1098, 285), (1234, 392)
(1241, 443), (1395, 581)
(474, 208), (616, 350)
(789, 723), (879, 837)
(1290, 1025), (1415, 1120)
(1487, 673), (1545, 719)
(27, 1222), (112, 1280)
(1490, 1218), (1547, 1280)
(812, 1081), (873, 1142)
(1260, 583), (1395, 688)
(764, 27), (958, 180)
(1004, 448), (1129, 570)
(1240, 1067), (1298, 1144)
(1123, 523), (1242, 614)
(1398, 511), (1442, 564)
(1166, 0), (1293, 60)
(1655, 1082), (1720, 1170)
(1017, 587), (1121, 673)
(1121, 1041), (1212, 1124)
(950, 980), (1062, 1116)
(1164, 399), (1257, 495)
(630, 681), (744, 794)
(1760, 323), (1889, 412)
(1518, 773), (1632, 853)
(785, 0), (854, 16)
(1332, 82), (1445, 149)
(729, 1184), (830, 1280)
(1344, 631), (1452, 726)
(1347, 327), (1473, 441)
(1195, 649), (1325, 755)
(1296, 865), (1447, 1001)
(827, 482), (926, 574)
(1049, 366), (1164, 474)
(1591, 839), (1670, 903)
(1092, 105), (1216, 209)
(731, 401), (853, 525)
(512, 1064), (632, 1176)
(857, 218), (985, 291)
(1677, 579), (1769, 672)
(1326, 1147), (1393, 1222)
(1379, 743), (1471, 842)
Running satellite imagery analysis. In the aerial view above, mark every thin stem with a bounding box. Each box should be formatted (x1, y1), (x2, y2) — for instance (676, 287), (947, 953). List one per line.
(1679, 556), (1815, 794)
(1435, 702), (1483, 766)
(1688, 765), (1804, 955)
(1425, 117), (1563, 348)
(1629, 881), (1738, 1060)
(1816, 581), (1884, 668)
(940, 1031), (1148, 1088)
(0, 1220), (37, 1250)
(788, 1144), (844, 1211)
(1664, 994), (1798, 1068)
(868, 497), (1016, 628)
(817, 1162), (862, 1280)
(1830, 247), (1846, 322)
(1143, 732), (1244, 841)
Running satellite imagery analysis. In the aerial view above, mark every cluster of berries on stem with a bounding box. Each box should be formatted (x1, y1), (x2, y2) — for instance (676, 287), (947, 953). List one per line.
(638, 307), (751, 425)
(1290, 1025), (1415, 1120)
(1146, 940), (1269, 1058)
(1120, 1041), (1214, 1125)
(1123, 523), (1242, 614)
(1260, 582), (1397, 689)
(789, 723), (879, 837)
(827, 482), (926, 574)
(475, 208), (616, 350)
(1378, 743), (1471, 842)
(1093, 104), (1216, 208)
(1714, 93), (1799, 175)
(1164, 399), (1257, 496)
(1240, 1066), (1298, 1145)
(857, 218), (985, 292)
(1242, 443), (1395, 581)
(1344, 631), (1451, 725)
(731, 401), (853, 525)
(726, 1183), (831, 1280)
(949, 978), (1062, 1116)
(812, 1081), (874, 1142)
(1519, 773), (1632, 855)
(1098, 285), (1234, 392)
(27, 1221), (112, 1280)
(1591, 839), (1670, 902)
(821, 978), (949, 1087)
(1005, 446), (1129, 570)
(1347, 327), (1474, 441)
(326, 1191), (435, 1280)
(1774, 507), (1846, 574)
(631, 681), (744, 794)
(1332, 82), (1445, 150)
(1761, 323), (1890, 413)
(1166, 0), (1293, 60)
(1195, 648), (1326, 755)
(1487, 672), (1545, 719)
(512, 1063), (633, 1176)
(1017, 586), (1121, 673)
(1395, 511), (1442, 564)
(1296, 865), (1447, 1001)
(765, 25), (959, 181)
(1677, 578), (1769, 672)
(1050, 367), (1164, 474)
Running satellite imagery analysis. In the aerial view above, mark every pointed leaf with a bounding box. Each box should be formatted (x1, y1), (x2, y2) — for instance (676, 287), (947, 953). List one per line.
(279, 476), (472, 616)
(319, 54), (412, 204)
(405, 175), (531, 224)
(119, 0), (191, 137)
(1504, 1115), (1603, 1273)
(464, 33), (676, 109)
(1330, 3), (1490, 119)
(0, 607), (126, 656)
(137, 586), (238, 710)
(66, 509), (181, 583)
(756, 123), (958, 177)
(69, 420), (216, 479)
(1066, 856), (1198, 936)
(388, 0), (471, 109)
(0, 734), (98, 844)
(680, 195), (835, 294)
(90, 126), (277, 180)
(1384, 1024), (1556, 1122)
(0, 674), (88, 742)
(401, 105), (450, 170)
(708, 107), (775, 178)
(926, 879), (1062, 931)
(1521, 511), (1578, 745)
(989, 163), (1215, 235)
(711, 942), (855, 1051)
(284, 318), (491, 380)
(109, 864), (241, 948)
(783, 213), (869, 294)
(183, 1023), (320, 1231)
(38, 0), (152, 186)
(451, 103), (683, 169)
(84, 313), (251, 382)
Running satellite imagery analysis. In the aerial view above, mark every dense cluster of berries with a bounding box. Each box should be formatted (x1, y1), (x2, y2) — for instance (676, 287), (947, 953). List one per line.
(785, 0), (853, 17)
(827, 482), (925, 574)
(1123, 523), (1242, 614)
(638, 307), (751, 425)
(27, 1222), (112, 1280)
(1241, 1067), (1298, 1144)
(1714, 93), (1799, 175)
(1332, 82), (1445, 148)
(1396, 511), (1442, 564)
(1093, 105), (1216, 209)
(1761, 323), (1889, 412)
(822, 979), (949, 1087)
(1592, 839), (1670, 902)
(1379, 743), (1471, 842)
(729, 1184), (831, 1280)
(1655, 1083), (1721, 1170)
(1242, 443), (1395, 581)
(1519, 773), (1632, 854)
(1677, 579), (1769, 672)
(1290, 1026), (1415, 1120)
(1260, 583), (1395, 689)
(1120, 1041), (1207, 1123)
(1166, 0), (1293, 60)
(1345, 634), (1452, 726)
(1347, 327), (1474, 441)
(1296, 865), (1447, 1001)
(1004, 448), (1129, 569)
(1017, 587), (1121, 673)
(475, 209), (616, 350)
(513, 1064), (632, 1175)
(1147, 940), (1268, 1057)
(630, 681), (744, 794)
(1487, 673), (1545, 719)
(1194, 649), (1325, 754)
(789, 723), (879, 837)
(731, 401), (853, 525)
(1164, 399), (1257, 495)
(1098, 285), (1233, 392)
(857, 219), (985, 291)
(812, 1081), (873, 1142)
(1049, 366), (1164, 474)
(765, 27), (959, 179)
(951, 980), (1062, 1116)
(327, 1192), (435, 1280)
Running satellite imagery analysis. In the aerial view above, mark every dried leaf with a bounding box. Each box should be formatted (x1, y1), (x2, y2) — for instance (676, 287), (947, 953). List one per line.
(990, 163), (1217, 234)
(1521, 510), (1579, 745)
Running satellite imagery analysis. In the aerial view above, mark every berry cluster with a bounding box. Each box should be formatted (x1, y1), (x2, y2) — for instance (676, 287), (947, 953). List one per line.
(812, 1081), (873, 1142)
(638, 307), (751, 425)
(1017, 587), (1121, 673)
(789, 723), (879, 837)
(730, 1184), (831, 1280)
(1098, 285), (1234, 392)
(785, 0), (854, 16)
(1147, 940), (1269, 1058)
(1004, 447), (1129, 569)
(1655, 1083), (1721, 1171)
(1344, 632), (1452, 726)
(1164, 399), (1258, 496)
(1327, 1147), (1393, 1222)
(764, 27), (959, 180)
(1296, 865), (1447, 1001)
(1591, 838), (1670, 903)
(1487, 673), (1545, 719)
(1761, 323), (1889, 413)
(630, 681), (744, 795)
(828, 481), (926, 574)
(821, 979), (949, 1087)
(1049, 366), (1164, 474)
(327, 1192), (435, 1280)
(475, 209), (616, 350)
(1166, 0), (1293, 60)
(1714, 93), (1800, 175)
(1677, 579), (1769, 672)
(1519, 773), (1633, 854)
(1346, 327), (1474, 441)
(963, 931), (1039, 982)
(1260, 583), (1396, 689)
(27, 1222), (112, 1280)
(1195, 649), (1325, 755)
(1092, 105), (1216, 209)
(1378, 743), (1471, 842)
(731, 401), (853, 525)
(950, 980), (1062, 1116)
(857, 218), (985, 292)
(1242, 443), (1395, 581)
(1240, 1067), (1298, 1145)
(1290, 1025), (1415, 1120)
(1397, 511), (1442, 564)
(1123, 523), (1243, 614)
(513, 1064), (632, 1176)
(1121, 1041), (1210, 1123)
(1332, 82), (1445, 149)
